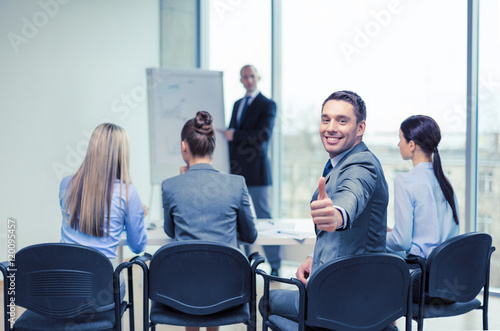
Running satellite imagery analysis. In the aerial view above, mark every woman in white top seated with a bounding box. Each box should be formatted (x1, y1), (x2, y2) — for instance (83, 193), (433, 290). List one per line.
(387, 115), (459, 258)
(387, 115), (460, 314)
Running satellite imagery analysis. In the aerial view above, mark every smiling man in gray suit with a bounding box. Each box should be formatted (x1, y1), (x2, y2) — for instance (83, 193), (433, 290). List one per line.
(260, 90), (389, 320)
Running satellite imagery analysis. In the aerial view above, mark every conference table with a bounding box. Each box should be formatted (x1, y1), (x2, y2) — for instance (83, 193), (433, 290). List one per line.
(117, 218), (316, 262)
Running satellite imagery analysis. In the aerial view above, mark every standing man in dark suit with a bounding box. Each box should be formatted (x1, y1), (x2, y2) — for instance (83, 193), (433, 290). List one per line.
(221, 64), (281, 276)
(259, 90), (389, 319)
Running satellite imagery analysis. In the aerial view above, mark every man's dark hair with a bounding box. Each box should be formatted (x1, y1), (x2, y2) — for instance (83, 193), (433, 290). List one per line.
(321, 90), (366, 123)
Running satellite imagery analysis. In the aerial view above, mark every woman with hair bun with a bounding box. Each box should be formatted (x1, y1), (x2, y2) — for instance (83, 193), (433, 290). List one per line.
(162, 111), (257, 250)
(387, 115), (459, 258)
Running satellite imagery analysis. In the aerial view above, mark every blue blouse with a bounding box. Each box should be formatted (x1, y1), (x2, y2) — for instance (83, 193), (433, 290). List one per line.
(386, 162), (459, 258)
(60, 176), (147, 258)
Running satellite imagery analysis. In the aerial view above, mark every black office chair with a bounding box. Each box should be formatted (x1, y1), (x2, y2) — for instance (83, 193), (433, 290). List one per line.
(0, 243), (136, 331)
(133, 241), (265, 331)
(407, 232), (495, 331)
(258, 253), (414, 331)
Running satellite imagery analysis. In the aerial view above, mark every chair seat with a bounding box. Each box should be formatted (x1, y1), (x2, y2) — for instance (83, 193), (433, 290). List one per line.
(267, 314), (400, 331)
(412, 298), (481, 318)
(14, 310), (113, 331)
(267, 316), (406, 331)
(13, 301), (127, 331)
(150, 300), (250, 327)
(268, 314), (299, 331)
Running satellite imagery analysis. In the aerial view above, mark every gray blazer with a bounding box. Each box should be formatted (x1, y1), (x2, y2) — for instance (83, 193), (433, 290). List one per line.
(311, 142), (388, 275)
(162, 163), (257, 247)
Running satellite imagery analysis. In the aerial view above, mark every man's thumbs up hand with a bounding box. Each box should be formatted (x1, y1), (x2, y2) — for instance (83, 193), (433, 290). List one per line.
(310, 177), (344, 232)
(317, 176), (327, 200)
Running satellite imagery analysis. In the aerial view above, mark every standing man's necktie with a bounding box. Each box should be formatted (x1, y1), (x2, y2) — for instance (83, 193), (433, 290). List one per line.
(322, 159), (333, 177)
(237, 96), (251, 128)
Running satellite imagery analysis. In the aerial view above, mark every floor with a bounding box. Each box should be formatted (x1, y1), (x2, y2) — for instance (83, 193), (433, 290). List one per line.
(2, 261), (500, 330)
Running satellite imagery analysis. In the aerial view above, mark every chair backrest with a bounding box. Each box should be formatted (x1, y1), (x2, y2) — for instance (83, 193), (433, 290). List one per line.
(148, 241), (251, 316)
(13, 243), (116, 317)
(305, 253), (410, 331)
(426, 232), (494, 302)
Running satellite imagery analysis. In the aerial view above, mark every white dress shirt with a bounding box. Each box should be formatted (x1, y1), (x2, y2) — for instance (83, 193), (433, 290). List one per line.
(386, 162), (459, 258)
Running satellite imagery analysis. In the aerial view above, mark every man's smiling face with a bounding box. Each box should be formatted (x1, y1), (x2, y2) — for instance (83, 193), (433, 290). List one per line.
(320, 100), (365, 158)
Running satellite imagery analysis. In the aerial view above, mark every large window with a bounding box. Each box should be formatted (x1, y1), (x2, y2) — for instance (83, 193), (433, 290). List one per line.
(160, 0), (199, 68)
(208, 0), (467, 223)
(280, 0), (467, 229)
(206, 0), (498, 290)
(207, 0), (272, 125)
(478, 0), (500, 289)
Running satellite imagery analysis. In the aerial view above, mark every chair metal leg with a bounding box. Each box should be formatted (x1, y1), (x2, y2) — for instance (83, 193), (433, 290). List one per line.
(416, 260), (426, 331)
(483, 307), (488, 330)
(127, 267), (135, 331)
(406, 274), (412, 331)
(417, 318), (423, 331)
(261, 276), (271, 331)
(482, 298), (489, 330)
(483, 250), (493, 330)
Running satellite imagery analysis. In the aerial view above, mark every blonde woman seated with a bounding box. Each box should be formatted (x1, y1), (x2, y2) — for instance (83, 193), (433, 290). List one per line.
(60, 123), (148, 264)
(387, 115), (459, 258)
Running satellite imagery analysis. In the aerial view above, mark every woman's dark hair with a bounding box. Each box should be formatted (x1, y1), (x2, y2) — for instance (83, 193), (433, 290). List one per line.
(400, 115), (459, 224)
(181, 111), (216, 157)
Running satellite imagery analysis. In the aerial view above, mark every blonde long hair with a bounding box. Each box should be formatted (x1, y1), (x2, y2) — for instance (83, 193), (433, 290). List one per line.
(65, 123), (131, 237)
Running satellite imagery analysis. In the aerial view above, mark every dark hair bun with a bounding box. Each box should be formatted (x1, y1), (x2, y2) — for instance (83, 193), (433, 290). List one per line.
(194, 111), (214, 136)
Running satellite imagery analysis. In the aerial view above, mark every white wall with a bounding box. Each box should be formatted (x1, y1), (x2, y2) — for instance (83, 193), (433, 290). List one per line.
(0, 0), (160, 260)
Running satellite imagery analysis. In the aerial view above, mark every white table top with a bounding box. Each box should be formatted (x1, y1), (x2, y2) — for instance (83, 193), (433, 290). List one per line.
(252, 218), (316, 245)
(118, 218), (316, 261)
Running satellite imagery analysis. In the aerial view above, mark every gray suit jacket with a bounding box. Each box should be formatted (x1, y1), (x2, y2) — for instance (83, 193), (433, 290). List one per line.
(162, 163), (257, 247)
(311, 142), (388, 275)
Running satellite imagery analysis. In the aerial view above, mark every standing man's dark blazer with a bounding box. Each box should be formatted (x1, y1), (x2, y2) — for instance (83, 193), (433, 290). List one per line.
(228, 92), (276, 186)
